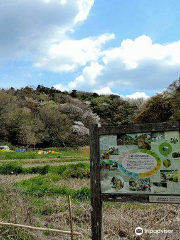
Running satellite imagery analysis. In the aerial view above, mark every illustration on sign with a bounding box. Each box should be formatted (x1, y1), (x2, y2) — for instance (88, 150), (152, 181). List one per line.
(100, 131), (180, 194)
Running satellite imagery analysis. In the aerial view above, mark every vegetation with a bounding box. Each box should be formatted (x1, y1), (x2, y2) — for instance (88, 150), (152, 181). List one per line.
(0, 148), (89, 160)
(1, 78), (180, 239)
(16, 175), (90, 200)
(0, 149), (91, 239)
(134, 77), (180, 123)
(1, 147), (180, 239)
(0, 86), (140, 149)
(0, 162), (90, 178)
(1, 79), (180, 151)
(0, 163), (23, 175)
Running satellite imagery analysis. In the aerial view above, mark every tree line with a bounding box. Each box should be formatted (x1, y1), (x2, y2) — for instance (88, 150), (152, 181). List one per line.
(1, 79), (179, 148)
(0, 86), (139, 148)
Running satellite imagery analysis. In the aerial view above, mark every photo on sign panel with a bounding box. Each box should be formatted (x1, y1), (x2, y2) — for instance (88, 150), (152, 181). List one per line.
(129, 178), (151, 192)
(151, 132), (165, 142)
(153, 182), (167, 193)
(117, 134), (138, 145)
(160, 170), (178, 182)
(117, 133), (151, 150)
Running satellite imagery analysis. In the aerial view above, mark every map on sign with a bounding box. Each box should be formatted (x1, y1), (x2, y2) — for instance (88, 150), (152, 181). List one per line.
(100, 131), (180, 194)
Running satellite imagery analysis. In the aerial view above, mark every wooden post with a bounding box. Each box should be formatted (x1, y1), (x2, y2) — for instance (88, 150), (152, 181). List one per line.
(68, 195), (74, 240)
(90, 124), (103, 240)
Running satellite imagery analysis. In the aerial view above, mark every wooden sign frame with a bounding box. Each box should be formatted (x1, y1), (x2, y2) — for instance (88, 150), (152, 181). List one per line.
(90, 122), (180, 240)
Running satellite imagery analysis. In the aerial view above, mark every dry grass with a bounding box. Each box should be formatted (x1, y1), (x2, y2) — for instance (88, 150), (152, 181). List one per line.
(103, 203), (180, 239)
(0, 184), (44, 240)
(0, 174), (39, 184)
(55, 178), (90, 190)
(23, 161), (89, 168)
(1, 164), (180, 240)
(78, 147), (90, 155)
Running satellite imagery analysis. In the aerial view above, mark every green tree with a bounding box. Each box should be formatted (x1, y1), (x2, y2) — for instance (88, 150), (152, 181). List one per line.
(134, 94), (172, 123)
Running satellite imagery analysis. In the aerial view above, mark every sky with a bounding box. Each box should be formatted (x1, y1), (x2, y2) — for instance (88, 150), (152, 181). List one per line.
(0, 0), (180, 99)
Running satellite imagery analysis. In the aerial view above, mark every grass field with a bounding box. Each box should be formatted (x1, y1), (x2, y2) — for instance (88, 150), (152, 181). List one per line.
(0, 147), (180, 239)
(0, 147), (90, 160)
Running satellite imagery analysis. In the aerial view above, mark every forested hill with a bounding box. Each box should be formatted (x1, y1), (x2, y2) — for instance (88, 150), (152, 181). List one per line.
(0, 85), (140, 147)
(0, 78), (180, 148)
(135, 78), (180, 124)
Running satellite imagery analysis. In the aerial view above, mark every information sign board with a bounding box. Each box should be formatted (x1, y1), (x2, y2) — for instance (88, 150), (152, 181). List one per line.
(90, 122), (180, 240)
(100, 130), (180, 196)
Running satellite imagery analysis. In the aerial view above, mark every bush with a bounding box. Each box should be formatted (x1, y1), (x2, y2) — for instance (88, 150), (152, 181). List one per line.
(61, 166), (90, 179)
(55, 163), (90, 179)
(75, 187), (90, 201)
(0, 163), (23, 175)
(0, 141), (13, 149)
(24, 165), (50, 175)
(16, 176), (90, 201)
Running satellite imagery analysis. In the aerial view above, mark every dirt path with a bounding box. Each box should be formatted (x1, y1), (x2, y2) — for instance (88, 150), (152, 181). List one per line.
(22, 160), (89, 168)
(0, 158), (89, 166)
(0, 174), (39, 184)
(0, 156), (89, 162)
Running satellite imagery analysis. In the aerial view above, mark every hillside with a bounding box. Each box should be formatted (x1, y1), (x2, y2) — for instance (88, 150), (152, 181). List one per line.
(0, 85), (140, 148)
(1, 78), (180, 148)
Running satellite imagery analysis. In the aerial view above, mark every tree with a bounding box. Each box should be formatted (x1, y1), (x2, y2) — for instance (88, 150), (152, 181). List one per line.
(18, 117), (46, 149)
(134, 94), (172, 123)
(39, 105), (72, 146)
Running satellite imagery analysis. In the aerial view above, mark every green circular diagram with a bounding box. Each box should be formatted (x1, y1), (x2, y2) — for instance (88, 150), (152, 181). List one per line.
(119, 149), (161, 178)
(159, 142), (172, 156)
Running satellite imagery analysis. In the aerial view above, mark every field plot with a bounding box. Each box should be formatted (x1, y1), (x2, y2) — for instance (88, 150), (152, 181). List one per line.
(0, 148), (180, 239)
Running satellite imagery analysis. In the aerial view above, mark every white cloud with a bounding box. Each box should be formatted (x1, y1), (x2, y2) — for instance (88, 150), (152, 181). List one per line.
(55, 35), (180, 93)
(1, 0), (180, 97)
(98, 35), (180, 92)
(102, 35), (180, 69)
(53, 61), (104, 91)
(35, 33), (115, 72)
(94, 87), (116, 95)
(53, 83), (67, 92)
(68, 62), (104, 89)
(0, 0), (94, 62)
(74, 0), (94, 23)
(125, 92), (149, 99)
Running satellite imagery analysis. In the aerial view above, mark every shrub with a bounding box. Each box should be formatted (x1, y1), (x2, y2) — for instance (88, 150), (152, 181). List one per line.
(0, 163), (23, 175)
(24, 165), (50, 175)
(61, 166), (90, 179)
(75, 187), (90, 201)
(0, 141), (13, 149)
(16, 176), (90, 201)
(55, 163), (90, 179)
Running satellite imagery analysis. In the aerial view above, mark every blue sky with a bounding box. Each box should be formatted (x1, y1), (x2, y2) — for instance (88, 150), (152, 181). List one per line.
(0, 0), (180, 98)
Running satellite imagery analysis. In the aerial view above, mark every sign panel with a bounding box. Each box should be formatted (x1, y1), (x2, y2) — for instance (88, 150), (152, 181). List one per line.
(90, 123), (180, 240)
(100, 130), (180, 195)
(149, 195), (180, 203)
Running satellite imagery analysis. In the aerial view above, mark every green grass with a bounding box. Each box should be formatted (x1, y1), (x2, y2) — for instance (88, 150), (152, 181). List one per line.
(15, 173), (90, 201)
(0, 163), (23, 175)
(0, 148), (89, 161)
(0, 147), (91, 239)
(0, 158), (89, 168)
(0, 227), (37, 240)
(9, 162), (91, 201)
(13, 162), (90, 201)
(0, 162), (90, 177)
